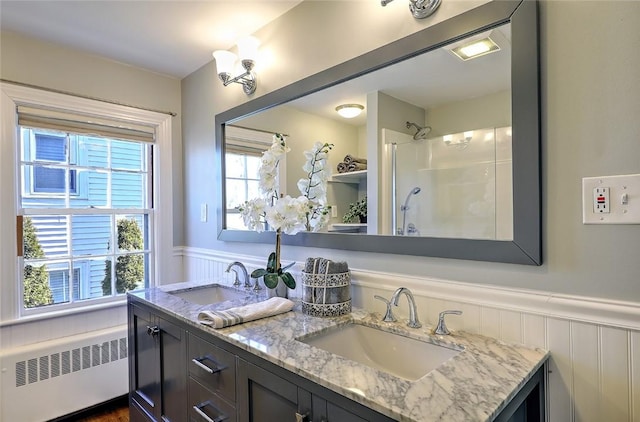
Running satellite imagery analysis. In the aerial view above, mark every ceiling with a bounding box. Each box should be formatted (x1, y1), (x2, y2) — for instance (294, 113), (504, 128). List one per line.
(0, 1), (303, 78)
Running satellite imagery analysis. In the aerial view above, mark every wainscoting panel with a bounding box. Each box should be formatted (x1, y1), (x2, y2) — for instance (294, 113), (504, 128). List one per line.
(178, 247), (640, 422)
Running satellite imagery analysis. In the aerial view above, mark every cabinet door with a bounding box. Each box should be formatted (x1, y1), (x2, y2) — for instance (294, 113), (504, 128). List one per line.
(313, 395), (367, 422)
(129, 304), (160, 419)
(158, 315), (187, 422)
(237, 359), (311, 422)
(129, 303), (187, 422)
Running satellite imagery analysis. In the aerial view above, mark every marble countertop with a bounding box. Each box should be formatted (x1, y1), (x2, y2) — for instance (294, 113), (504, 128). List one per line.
(129, 281), (548, 422)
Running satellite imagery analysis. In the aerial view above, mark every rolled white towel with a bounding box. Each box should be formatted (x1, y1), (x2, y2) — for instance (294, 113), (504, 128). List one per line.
(198, 297), (295, 329)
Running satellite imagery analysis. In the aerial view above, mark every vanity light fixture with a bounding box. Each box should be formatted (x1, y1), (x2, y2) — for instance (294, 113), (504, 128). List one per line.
(335, 104), (364, 119)
(213, 36), (259, 95)
(450, 37), (500, 61)
(381, 0), (441, 20)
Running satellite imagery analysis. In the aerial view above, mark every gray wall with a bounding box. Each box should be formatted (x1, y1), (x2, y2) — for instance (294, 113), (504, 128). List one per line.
(0, 31), (185, 245)
(183, 0), (640, 302)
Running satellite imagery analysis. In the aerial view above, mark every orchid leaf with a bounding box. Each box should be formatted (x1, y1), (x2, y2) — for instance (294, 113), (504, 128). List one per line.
(281, 261), (296, 272)
(251, 268), (269, 278)
(281, 272), (296, 289)
(266, 252), (277, 273)
(264, 273), (279, 289)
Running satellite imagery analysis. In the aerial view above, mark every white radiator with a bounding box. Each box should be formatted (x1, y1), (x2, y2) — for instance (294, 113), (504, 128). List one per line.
(0, 325), (128, 422)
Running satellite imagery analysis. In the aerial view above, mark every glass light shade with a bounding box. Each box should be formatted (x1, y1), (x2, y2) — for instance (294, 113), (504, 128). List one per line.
(213, 50), (238, 75)
(237, 36), (260, 62)
(335, 104), (364, 119)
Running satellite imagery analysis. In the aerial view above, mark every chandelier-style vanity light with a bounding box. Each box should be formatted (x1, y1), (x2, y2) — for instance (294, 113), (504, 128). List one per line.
(212, 36), (259, 95)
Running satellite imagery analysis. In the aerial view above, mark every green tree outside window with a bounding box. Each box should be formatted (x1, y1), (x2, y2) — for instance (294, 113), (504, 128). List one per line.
(102, 218), (144, 295)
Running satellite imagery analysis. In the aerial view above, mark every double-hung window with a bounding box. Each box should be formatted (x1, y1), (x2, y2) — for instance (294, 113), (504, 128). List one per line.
(1, 83), (173, 320)
(19, 124), (152, 311)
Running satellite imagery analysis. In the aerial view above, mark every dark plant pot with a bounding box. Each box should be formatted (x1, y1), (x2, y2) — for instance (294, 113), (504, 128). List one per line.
(359, 216), (367, 224)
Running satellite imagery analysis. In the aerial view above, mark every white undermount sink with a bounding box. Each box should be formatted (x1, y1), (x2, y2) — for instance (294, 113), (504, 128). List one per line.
(298, 323), (460, 381)
(168, 285), (248, 305)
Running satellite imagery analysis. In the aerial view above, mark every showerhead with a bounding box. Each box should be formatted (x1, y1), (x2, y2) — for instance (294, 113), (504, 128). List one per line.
(401, 186), (421, 211)
(406, 121), (432, 140)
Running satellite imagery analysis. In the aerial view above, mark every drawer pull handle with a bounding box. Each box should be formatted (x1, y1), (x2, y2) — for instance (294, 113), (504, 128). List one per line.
(192, 356), (226, 374)
(193, 402), (228, 422)
(146, 325), (159, 337)
(295, 412), (309, 422)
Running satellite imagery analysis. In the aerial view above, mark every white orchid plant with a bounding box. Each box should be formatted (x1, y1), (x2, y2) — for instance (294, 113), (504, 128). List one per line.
(238, 133), (333, 289)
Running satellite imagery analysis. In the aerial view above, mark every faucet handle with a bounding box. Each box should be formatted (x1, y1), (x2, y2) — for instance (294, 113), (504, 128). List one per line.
(374, 295), (397, 322)
(433, 310), (462, 335)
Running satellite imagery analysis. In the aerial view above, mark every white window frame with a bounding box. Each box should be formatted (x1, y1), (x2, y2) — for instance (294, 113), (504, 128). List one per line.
(0, 83), (173, 323)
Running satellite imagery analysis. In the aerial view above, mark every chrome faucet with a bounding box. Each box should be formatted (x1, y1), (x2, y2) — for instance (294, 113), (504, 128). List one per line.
(226, 261), (251, 288)
(390, 287), (422, 328)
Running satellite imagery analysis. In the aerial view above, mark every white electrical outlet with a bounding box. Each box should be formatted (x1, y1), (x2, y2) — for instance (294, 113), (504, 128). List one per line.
(582, 174), (640, 224)
(331, 205), (338, 218)
(593, 187), (610, 213)
(200, 203), (208, 222)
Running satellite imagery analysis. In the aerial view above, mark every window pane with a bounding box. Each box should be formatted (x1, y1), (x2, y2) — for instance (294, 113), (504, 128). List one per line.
(72, 215), (111, 256)
(226, 179), (247, 209)
(68, 169), (108, 208)
(226, 153), (246, 178)
(114, 215), (146, 253)
(23, 261), (59, 308)
(106, 253), (147, 294)
(79, 137), (108, 168)
(247, 180), (260, 200)
(24, 215), (69, 259)
(74, 257), (109, 300)
(246, 155), (262, 179)
(112, 171), (145, 208)
(226, 213), (246, 230)
(111, 139), (145, 171)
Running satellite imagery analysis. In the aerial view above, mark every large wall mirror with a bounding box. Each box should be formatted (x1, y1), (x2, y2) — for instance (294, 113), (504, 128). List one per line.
(216, 0), (540, 265)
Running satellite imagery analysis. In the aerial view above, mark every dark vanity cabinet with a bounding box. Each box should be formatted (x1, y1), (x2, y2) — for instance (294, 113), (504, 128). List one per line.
(128, 298), (544, 422)
(128, 303), (187, 422)
(128, 300), (393, 422)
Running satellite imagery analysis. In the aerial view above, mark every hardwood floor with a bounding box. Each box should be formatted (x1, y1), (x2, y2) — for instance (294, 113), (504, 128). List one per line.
(53, 396), (129, 422)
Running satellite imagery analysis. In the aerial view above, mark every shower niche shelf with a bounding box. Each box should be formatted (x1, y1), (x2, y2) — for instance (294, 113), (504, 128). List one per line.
(330, 170), (367, 183)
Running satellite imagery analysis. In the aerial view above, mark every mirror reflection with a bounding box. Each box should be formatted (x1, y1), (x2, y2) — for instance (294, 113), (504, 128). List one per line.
(225, 22), (512, 241)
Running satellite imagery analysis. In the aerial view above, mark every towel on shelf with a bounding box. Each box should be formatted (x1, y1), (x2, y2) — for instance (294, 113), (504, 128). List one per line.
(337, 162), (348, 173)
(197, 297), (295, 329)
(304, 257), (349, 274)
(347, 162), (367, 172)
(343, 154), (367, 165)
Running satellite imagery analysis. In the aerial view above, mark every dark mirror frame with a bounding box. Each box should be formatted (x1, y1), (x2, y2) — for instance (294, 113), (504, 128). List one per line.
(215, 0), (540, 265)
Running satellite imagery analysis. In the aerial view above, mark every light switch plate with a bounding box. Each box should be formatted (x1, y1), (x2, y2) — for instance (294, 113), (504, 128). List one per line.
(200, 203), (208, 222)
(582, 174), (640, 224)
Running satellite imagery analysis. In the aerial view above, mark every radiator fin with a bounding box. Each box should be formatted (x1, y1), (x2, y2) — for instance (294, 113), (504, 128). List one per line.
(15, 361), (26, 387)
(51, 352), (60, 378)
(13, 335), (128, 388)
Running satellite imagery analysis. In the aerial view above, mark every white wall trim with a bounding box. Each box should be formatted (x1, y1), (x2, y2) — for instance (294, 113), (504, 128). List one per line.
(176, 246), (640, 331)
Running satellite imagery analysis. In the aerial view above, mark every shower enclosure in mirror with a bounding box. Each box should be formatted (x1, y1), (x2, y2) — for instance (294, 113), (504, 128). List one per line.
(216, 0), (540, 265)
(387, 126), (512, 240)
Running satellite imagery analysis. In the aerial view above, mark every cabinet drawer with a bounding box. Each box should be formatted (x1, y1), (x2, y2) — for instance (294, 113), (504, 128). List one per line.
(189, 377), (237, 422)
(188, 333), (236, 402)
